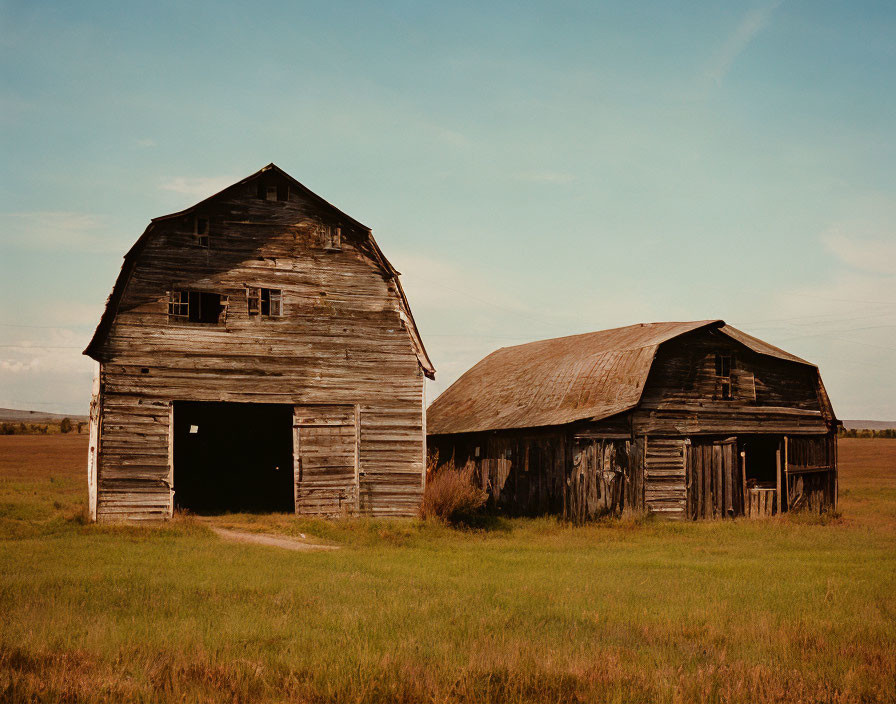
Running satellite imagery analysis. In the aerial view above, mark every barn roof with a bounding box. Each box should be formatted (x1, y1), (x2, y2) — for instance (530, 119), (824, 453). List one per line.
(83, 164), (435, 378)
(426, 320), (828, 435)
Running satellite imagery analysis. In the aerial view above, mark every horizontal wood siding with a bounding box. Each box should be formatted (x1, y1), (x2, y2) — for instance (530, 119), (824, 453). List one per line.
(95, 178), (425, 521)
(636, 328), (828, 437)
(644, 438), (686, 519)
(294, 404), (358, 516)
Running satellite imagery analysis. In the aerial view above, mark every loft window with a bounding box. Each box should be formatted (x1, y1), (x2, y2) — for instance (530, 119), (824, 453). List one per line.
(715, 353), (731, 378)
(168, 290), (228, 324)
(715, 353), (732, 400)
(320, 223), (341, 250)
(247, 287), (282, 317)
(257, 182), (289, 201)
(194, 216), (210, 247)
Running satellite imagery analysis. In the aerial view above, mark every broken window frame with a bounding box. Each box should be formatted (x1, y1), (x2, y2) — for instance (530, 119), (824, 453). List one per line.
(320, 223), (342, 251)
(168, 290), (189, 318)
(246, 286), (283, 318)
(715, 353), (733, 400)
(168, 290), (228, 325)
(193, 216), (210, 248)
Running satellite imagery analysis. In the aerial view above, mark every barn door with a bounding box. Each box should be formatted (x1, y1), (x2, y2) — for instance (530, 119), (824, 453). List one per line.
(687, 437), (741, 519)
(293, 404), (360, 516)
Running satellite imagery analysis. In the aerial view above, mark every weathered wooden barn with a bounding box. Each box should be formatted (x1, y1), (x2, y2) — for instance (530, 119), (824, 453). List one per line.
(427, 321), (838, 521)
(84, 164), (434, 522)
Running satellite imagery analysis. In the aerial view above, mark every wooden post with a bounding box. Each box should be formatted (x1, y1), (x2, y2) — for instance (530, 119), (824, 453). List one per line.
(167, 402), (174, 519)
(354, 403), (362, 514)
(783, 436), (789, 512)
(740, 450), (747, 518)
(832, 432), (838, 512)
(775, 446), (782, 515)
(86, 363), (102, 523)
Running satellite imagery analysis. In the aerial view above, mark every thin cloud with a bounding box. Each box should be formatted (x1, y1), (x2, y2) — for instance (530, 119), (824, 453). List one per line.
(707, 2), (782, 84)
(160, 176), (235, 197)
(824, 232), (896, 276)
(0, 211), (119, 252)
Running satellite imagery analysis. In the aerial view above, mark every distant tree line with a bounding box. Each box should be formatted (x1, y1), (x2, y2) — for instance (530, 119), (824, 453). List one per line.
(0, 419), (86, 435)
(838, 427), (896, 439)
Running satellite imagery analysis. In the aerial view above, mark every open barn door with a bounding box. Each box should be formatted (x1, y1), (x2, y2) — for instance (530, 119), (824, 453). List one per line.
(293, 404), (360, 516)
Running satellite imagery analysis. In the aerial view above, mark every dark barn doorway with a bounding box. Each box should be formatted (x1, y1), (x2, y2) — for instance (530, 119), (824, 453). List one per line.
(173, 402), (294, 514)
(740, 435), (780, 488)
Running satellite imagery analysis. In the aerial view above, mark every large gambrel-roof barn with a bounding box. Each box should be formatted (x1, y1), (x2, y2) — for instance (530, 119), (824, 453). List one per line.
(84, 164), (434, 522)
(428, 320), (838, 521)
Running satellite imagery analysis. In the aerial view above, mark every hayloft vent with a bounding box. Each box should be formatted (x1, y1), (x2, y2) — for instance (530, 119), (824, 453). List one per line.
(257, 181), (289, 201)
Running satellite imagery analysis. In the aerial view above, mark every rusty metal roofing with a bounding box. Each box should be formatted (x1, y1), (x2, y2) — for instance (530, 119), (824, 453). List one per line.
(426, 320), (822, 435)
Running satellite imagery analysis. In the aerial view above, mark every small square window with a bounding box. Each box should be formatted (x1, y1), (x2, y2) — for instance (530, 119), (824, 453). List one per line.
(256, 181), (289, 201)
(247, 287), (282, 317)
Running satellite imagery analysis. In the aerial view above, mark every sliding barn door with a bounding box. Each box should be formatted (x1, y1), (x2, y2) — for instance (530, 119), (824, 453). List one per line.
(293, 404), (359, 516)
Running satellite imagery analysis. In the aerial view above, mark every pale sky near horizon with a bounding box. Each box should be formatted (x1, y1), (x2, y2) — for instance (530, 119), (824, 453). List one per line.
(1, 1), (894, 419)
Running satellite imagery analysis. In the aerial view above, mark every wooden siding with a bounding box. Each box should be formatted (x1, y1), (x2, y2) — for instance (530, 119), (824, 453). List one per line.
(636, 328), (826, 436)
(93, 175), (426, 521)
(294, 404), (359, 515)
(644, 438), (687, 519)
(567, 437), (641, 523)
(785, 434), (837, 513)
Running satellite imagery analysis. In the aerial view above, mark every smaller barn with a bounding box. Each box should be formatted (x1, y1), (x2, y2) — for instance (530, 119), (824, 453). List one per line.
(427, 320), (838, 521)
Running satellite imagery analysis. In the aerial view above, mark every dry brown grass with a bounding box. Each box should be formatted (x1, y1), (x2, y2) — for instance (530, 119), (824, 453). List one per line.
(1, 435), (894, 703)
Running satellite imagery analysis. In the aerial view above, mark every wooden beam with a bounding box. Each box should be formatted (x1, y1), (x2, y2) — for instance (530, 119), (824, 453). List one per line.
(783, 435), (789, 511)
(775, 446), (782, 516)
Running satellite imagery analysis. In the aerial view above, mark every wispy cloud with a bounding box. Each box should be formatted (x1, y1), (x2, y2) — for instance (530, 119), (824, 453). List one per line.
(160, 176), (235, 197)
(513, 170), (575, 184)
(0, 211), (119, 252)
(136, 138), (156, 148)
(707, 2), (782, 84)
(824, 231), (896, 275)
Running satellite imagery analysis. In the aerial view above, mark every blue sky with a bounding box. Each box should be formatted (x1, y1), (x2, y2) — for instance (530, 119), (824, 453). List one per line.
(1, 1), (894, 418)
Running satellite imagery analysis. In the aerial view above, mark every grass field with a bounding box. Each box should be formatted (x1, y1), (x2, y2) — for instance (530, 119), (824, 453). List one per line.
(1, 436), (894, 703)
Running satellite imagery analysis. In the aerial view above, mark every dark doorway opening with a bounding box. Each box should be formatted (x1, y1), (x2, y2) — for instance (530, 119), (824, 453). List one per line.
(173, 401), (294, 514)
(741, 435), (780, 488)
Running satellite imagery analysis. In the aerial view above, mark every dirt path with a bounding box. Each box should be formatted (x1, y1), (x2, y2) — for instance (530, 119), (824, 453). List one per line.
(209, 526), (339, 551)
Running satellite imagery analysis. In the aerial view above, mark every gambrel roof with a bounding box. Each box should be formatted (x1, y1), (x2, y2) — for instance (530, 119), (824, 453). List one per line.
(83, 164), (435, 378)
(427, 320), (835, 435)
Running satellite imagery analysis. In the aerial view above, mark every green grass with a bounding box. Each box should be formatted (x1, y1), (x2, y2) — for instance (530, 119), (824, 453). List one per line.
(1, 436), (894, 703)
